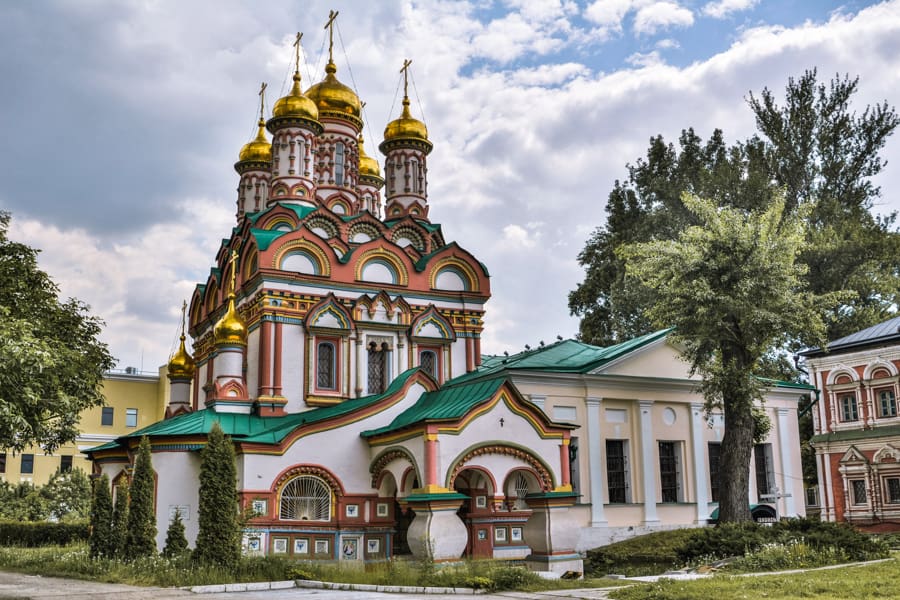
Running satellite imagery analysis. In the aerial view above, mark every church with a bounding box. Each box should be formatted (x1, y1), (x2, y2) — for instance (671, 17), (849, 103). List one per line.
(86, 16), (807, 575)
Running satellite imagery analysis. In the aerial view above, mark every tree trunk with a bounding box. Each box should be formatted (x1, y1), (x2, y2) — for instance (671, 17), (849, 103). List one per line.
(717, 345), (755, 523)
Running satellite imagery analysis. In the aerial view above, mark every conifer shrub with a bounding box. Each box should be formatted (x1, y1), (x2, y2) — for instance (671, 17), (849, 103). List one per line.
(88, 474), (113, 557)
(124, 436), (157, 559)
(162, 508), (189, 558)
(193, 422), (241, 567)
(112, 481), (129, 556)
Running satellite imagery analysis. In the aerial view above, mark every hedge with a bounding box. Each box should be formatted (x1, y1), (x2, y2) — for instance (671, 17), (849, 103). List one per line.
(0, 520), (89, 547)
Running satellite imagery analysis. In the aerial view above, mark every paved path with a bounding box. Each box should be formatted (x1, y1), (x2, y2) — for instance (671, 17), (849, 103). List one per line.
(0, 571), (623, 600)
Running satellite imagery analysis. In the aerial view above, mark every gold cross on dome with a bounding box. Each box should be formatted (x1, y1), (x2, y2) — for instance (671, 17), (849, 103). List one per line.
(292, 32), (303, 72)
(180, 300), (187, 337)
(324, 10), (339, 62)
(258, 82), (267, 119)
(400, 59), (412, 98)
(229, 249), (239, 295)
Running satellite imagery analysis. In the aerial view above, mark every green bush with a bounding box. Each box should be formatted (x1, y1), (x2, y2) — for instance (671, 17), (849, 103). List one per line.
(0, 521), (89, 547)
(586, 528), (700, 576)
(770, 519), (888, 561)
(487, 566), (542, 590)
(676, 522), (769, 563)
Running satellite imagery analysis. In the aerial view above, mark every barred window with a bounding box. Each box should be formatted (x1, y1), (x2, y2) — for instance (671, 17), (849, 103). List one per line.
(419, 350), (437, 379)
(886, 478), (900, 504)
(317, 342), (336, 390)
(659, 442), (680, 503)
(334, 142), (345, 186)
(280, 475), (332, 521)
(708, 442), (721, 503)
(368, 342), (388, 394)
(606, 440), (629, 504)
(851, 479), (867, 505)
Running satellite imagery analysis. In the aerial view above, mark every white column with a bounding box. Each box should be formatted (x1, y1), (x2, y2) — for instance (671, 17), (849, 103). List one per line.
(776, 407), (798, 516)
(690, 402), (709, 522)
(586, 397), (607, 527)
(639, 400), (658, 524)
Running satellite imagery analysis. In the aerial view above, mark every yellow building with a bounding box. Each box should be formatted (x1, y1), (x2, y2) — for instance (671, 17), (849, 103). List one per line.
(0, 367), (168, 485)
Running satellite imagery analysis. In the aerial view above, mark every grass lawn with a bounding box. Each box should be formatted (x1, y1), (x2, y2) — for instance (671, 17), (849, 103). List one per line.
(609, 557), (899, 600)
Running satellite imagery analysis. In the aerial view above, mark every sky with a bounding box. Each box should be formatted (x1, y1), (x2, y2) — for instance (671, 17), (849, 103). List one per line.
(2, 0), (900, 372)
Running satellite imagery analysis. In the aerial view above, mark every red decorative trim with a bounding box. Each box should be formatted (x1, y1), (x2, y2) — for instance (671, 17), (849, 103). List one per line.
(272, 464), (345, 496)
(448, 445), (553, 491)
(369, 447), (419, 488)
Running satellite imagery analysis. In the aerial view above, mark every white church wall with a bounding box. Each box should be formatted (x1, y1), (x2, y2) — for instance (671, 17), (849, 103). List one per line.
(280, 324), (305, 411)
(246, 326), (260, 399)
(153, 451), (201, 549)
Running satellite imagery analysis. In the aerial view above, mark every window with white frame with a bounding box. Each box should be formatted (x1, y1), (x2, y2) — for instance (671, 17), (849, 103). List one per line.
(878, 389), (897, 418)
(334, 142), (345, 186)
(658, 441), (682, 503)
(708, 442), (721, 503)
(886, 478), (900, 504)
(805, 486), (818, 507)
(840, 393), (859, 422)
(754, 443), (775, 501)
(606, 440), (630, 503)
(851, 479), (867, 505)
(126, 408), (138, 428)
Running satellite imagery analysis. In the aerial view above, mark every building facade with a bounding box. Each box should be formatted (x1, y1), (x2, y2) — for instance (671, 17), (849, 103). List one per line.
(1, 369), (165, 486)
(86, 18), (808, 572)
(802, 316), (900, 532)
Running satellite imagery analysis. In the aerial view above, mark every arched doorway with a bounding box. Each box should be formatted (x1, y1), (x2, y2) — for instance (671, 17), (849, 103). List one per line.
(452, 468), (496, 558)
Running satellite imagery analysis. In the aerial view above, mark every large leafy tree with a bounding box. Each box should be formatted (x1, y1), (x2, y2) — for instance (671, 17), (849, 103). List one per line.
(619, 194), (843, 522)
(0, 211), (115, 452)
(193, 422), (241, 567)
(124, 436), (157, 559)
(569, 70), (900, 348)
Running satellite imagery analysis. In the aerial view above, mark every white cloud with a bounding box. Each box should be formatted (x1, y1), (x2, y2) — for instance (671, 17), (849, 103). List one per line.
(634, 1), (694, 35)
(703, 0), (760, 19)
(583, 0), (635, 28)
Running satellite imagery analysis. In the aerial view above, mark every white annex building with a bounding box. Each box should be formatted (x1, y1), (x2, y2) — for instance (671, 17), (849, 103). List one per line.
(86, 16), (807, 574)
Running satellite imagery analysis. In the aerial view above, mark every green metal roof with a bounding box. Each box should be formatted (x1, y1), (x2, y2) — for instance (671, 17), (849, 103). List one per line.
(249, 228), (288, 251)
(361, 377), (506, 437)
(457, 329), (673, 386)
(756, 377), (815, 391)
(810, 424), (900, 445)
(245, 203), (317, 226)
(85, 368), (424, 453)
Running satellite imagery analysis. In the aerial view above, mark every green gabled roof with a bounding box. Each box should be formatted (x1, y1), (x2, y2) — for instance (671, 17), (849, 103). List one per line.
(87, 368), (425, 453)
(240, 367), (424, 443)
(810, 423), (900, 445)
(361, 377), (506, 438)
(411, 241), (490, 276)
(85, 440), (122, 453)
(383, 218), (442, 234)
(454, 329), (673, 386)
(249, 228), (287, 251)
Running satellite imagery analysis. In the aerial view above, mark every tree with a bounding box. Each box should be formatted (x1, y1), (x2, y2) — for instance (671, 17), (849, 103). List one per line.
(162, 508), (189, 558)
(193, 422), (240, 566)
(619, 194), (844, 521)
(89, 474), (113, 558)
(0, 212), (116, 453)
(569, 71), (900, 348)
(112, 480), (129, 556)
(42, 467), (92, 521)
(124, 436), (157, 559)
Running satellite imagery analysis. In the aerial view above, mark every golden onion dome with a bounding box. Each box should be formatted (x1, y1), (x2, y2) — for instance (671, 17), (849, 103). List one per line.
(358, 134), (380, 177)
(305, 60), (362, 119)
(383, 97), (428, 142)
(272, 72), (319, 120)
(167, 335), (196, 378)
(213, 294), (247, 346)
(238, 118), (272, 163)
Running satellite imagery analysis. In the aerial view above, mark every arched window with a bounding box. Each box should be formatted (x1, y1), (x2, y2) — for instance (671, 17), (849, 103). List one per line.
(317, 342), (336, 390)
(409, 158), (419, 193)
(279, 475), (332, 520)
(368, 341), (388, 394)
(419, 350), (437, 379)
(297, 139), (306, 175)
(334, 142), (345, 186)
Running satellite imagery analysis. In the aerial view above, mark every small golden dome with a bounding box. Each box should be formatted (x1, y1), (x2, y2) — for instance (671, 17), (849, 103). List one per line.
(238, 118), (272, 163)
(305, 61), (361, 119)
(272, 72), (319, 120)
(167, 335), (196, 378)
(213, 294), (247, 346)
(358, 134), (380, 177)
(383, 97), (428, 142)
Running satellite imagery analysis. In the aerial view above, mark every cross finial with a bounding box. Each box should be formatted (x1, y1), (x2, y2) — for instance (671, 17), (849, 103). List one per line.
(292, 32), (303, 73)
(180, 300), (187, 338)
(400, 59), (412, 99)
(258, 82), (267, 120)
(229, 250), (239, 296)
(325, 10), (339, 63)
